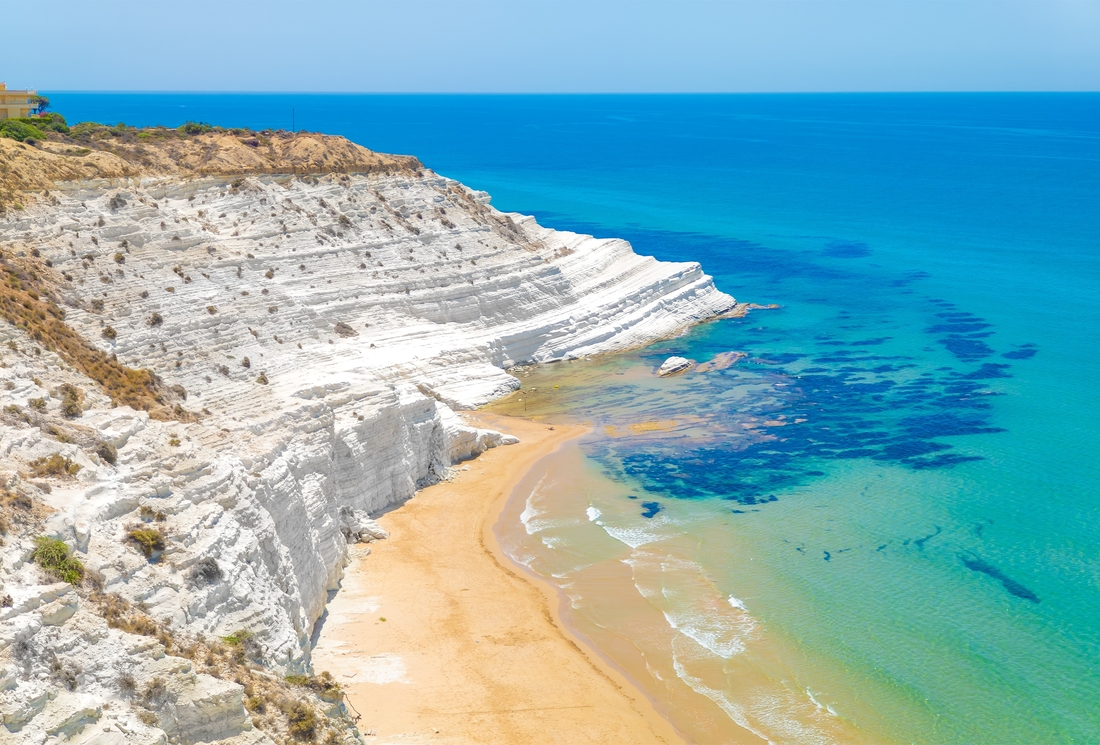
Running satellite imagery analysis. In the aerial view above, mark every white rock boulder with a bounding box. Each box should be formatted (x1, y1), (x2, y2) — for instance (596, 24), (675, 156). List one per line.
(656, 356), (695, 376)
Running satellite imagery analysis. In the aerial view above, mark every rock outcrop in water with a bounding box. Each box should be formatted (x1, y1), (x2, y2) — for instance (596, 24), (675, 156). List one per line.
(0, 130), (734, 743)
(656, 356), (695, 376)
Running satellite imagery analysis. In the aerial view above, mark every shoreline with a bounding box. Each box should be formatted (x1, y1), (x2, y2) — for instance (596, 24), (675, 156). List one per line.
(312, 412), (686, 745)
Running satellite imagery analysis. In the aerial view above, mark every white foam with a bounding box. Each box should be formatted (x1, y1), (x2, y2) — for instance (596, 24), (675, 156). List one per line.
(586, 506), (601, 522)
(519, 475), (549, 535)
(619, 550), (757, 660)
(806, 689), (839, 718)
(728, 595), (747, 611)
(671, 653), (775, 744)
(663, 610), (748, 659)
(602, 524), (665, 548)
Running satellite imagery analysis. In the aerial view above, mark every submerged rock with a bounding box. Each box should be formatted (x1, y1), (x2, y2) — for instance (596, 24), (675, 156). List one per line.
(656, 356), (695, 376)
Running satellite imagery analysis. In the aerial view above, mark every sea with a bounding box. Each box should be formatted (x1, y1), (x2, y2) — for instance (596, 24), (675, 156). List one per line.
(48, 92), (1100, 744)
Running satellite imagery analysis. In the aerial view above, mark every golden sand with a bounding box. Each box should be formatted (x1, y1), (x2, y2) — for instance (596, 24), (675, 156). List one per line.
(311, 412), (685, 745)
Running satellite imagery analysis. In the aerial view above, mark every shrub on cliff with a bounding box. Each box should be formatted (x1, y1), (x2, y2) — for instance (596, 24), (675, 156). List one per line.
(284, 671), (342, 701)
(95, 440), (117, 465)
(179, 121), (213, 135)
(58, 383), (84, 417)
(188, 556), (223, 587)
(284, 701), (317, 741)
(127, 527), (165, 558)
(32, 536), (85, 584)
(33, 112), (69, 134)
(69, 122), (105, 139)
(0, 120), (47, 143)
(29, 453), (82, 478)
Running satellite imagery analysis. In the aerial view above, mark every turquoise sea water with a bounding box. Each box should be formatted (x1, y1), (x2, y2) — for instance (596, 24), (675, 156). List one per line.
(49, 93), (1100, 743)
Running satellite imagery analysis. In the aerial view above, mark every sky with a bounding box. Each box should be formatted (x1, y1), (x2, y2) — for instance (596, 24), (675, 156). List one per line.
(3, 0), (1099, 92)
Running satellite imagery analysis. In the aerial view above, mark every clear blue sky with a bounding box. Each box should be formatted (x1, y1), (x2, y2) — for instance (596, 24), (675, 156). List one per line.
(4, 0), (1098, 92)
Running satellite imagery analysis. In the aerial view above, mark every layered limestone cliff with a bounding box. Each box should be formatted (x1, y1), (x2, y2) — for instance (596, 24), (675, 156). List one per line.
(0, 130), (736, 743)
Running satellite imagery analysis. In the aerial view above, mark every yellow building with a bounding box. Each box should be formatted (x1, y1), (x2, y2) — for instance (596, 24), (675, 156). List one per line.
(0, 83), (38, 119)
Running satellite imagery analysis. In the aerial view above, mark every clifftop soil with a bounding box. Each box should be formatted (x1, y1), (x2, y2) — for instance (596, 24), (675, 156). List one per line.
(0, 126), (421, 210)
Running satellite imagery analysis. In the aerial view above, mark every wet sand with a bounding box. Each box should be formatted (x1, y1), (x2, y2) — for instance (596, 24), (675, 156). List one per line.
(312, 412), (685, 745)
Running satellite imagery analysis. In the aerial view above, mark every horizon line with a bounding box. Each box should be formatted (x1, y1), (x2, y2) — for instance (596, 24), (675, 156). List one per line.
(38, 89), (1100, 96)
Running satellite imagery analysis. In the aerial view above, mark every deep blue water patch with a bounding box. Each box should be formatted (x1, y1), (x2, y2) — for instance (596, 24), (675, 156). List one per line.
(961, 555), (1041, 603)
(560, 222), (1016, 509)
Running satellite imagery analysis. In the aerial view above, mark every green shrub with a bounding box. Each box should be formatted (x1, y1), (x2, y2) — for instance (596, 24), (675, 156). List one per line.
(70, 122), (105, 138)
(0, 120), (47, 142)
(31, 536), (85, 584)
(222, 629), (253, 646)
(284, 671), (342, 699)
(179, 121), (213, 135)
(35, 112), (69, 134)
(127, 527), (165, 557)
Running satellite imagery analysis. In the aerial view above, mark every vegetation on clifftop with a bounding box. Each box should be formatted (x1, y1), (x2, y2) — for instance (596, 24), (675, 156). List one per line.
(0, 108), (422, 212)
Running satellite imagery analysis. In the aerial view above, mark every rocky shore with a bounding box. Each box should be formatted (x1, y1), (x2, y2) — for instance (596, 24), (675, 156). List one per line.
(0, 128), (734, 743)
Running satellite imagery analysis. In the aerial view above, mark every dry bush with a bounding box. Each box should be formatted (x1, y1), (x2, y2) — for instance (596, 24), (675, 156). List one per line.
(29, 453), (82, 478)
(95, 440), (117, 464)
(188, 556), (222, 587)
(127, 527), (165, 557)
(58, 383), (83, 417)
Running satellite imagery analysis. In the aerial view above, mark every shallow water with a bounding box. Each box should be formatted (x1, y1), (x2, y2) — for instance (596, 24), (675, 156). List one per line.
(51, 92), (1100, 744)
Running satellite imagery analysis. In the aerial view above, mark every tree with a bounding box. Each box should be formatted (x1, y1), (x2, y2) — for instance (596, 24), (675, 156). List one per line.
(30, 95), (50, 115)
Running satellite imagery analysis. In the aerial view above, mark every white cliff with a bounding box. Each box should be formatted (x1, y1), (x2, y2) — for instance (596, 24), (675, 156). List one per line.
(0, 164), (735, 743)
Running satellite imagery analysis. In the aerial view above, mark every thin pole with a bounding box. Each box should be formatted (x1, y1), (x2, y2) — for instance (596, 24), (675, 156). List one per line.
(292, 108), (295, 132)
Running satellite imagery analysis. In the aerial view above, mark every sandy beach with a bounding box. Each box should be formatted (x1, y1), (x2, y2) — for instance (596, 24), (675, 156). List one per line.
(311, 412), (685, 745)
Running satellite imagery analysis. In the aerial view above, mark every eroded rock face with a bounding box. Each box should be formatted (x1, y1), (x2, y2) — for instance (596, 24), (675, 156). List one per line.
(0, 168), (733, 742)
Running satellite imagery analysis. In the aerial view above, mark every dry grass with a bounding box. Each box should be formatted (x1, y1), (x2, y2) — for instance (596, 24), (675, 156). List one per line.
(0, 125), (422, 213)
(0, 251), (192, 421)
(87, 592), (356, 743)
